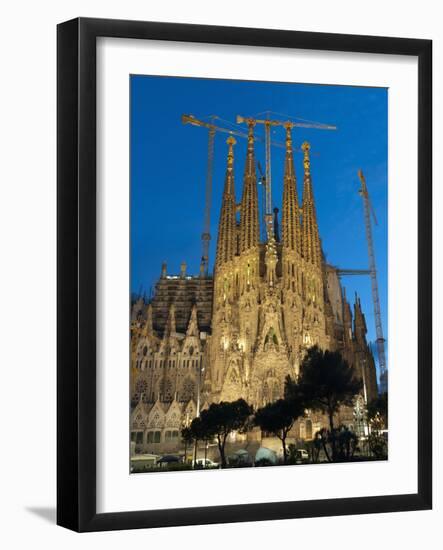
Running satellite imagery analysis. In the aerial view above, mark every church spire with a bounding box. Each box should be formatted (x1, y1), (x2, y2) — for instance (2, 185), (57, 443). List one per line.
(143, 303), (154, 336)
(342, 287), (353, 348)
(215, 136), (237, 267)
(353, 293), (367, 344)
(186, 304), (199, 337)
(164, 303), (176, 337)
(239, 122), (259, 253)
(301, 141), (321, 266)
(282, 124), (300, 252)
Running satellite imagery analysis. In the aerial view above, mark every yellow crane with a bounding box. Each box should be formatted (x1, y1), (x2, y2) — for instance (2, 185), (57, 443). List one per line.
(182, 114), (253, 275)
(325, 266), (371, 277)
(182, 114), (292, 274)
(182, 113), (330, 272)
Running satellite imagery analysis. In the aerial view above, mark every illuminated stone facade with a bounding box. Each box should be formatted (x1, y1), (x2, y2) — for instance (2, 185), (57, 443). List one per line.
(130, 125), (378, 454)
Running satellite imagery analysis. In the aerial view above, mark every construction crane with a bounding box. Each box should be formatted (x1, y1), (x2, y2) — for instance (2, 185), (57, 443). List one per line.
(236, 113), (336, 240)
(358, 169), (387, 394)
(181, 115), (222, 276)
(182, 114), (296, 274)
(182, 113), (329, 272)
(325, 266), (371, 278)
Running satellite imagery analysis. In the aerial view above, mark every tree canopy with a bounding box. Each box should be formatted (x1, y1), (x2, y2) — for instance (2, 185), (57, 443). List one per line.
(254, 398), (304, 463)
(180, 426), (194, 463)
(192, 399), (253, 467)
(289, 346), (362, 432)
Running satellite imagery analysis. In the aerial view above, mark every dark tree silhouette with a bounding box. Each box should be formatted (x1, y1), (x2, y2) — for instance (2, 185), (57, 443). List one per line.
(187, 415), (212, 466)
(284, 374), (308, 407)
(295, 346), (362, 431)
(312, 425), (358, 463)
(313, 428), (331, 462)
(336, 425), (358, 460)
(180, 426), (194, 463)
(194, 399), (253, 467)
(287, 346), (362, 460)
(254, 398), (304, 464)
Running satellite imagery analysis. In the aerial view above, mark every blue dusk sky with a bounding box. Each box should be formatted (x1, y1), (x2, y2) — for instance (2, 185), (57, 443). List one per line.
(130, 75), (388, 368)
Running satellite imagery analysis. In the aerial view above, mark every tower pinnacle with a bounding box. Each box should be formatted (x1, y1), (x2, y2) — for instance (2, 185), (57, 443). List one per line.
(215, 136), (237, 267)
(301, 141), (321, 267)
(239, 122), (259, 252)
(143, 303), (154, 336)
(353, 293), (367, 344)
(282, 124), (301, 253)
(165, 303), (176, 337)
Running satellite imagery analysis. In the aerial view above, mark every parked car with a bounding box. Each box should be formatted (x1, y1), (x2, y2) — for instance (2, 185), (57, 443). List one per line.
(195, 458), (219, 468)
(157, 455), (181, 467)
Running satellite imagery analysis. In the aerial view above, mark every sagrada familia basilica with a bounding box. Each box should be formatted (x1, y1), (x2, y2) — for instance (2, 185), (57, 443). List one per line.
(130, 122), (378, 456)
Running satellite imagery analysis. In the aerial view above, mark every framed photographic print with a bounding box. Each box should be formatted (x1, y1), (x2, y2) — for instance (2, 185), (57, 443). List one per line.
(57, 17), (432, 532)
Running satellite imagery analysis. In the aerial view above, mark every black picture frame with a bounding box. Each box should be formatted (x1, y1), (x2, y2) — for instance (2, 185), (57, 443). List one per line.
(57, 17), (432, 532)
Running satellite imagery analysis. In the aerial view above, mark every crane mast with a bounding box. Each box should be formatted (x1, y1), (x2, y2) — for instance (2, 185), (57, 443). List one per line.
(358, 169), (387, 394)
(182, 114), (244, 276)
(201, 126), (216, 275)
(182, 113), (287, 273)
(257, 161), (268, 242)
(264, 121), (273, 237)
(325, 266), (371, 277)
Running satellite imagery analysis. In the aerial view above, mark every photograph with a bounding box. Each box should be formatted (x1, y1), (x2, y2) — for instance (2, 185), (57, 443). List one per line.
(0, 0), (435, 542)
(129, 75), (388, 473)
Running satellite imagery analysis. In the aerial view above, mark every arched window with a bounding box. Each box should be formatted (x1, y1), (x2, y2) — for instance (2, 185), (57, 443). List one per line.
(134, 379), (148, 403)
(165, 430), (179, 442)
(181, 378), (195, 402)
(160, 378), (173, 402)
(148, 431), (161, 443)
